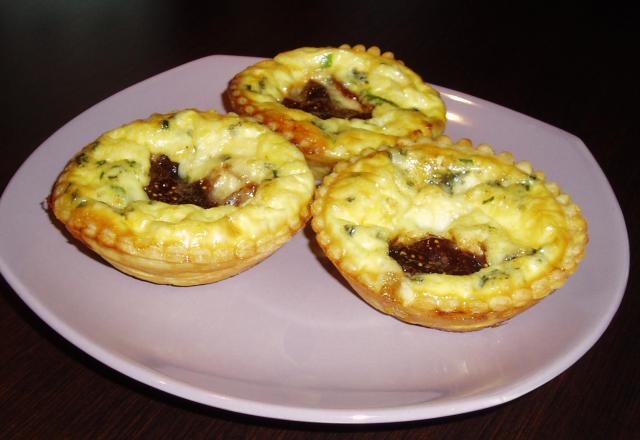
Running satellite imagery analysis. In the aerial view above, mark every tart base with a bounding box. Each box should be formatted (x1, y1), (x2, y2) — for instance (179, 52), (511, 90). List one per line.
(76, 223), (303, 286)
(340, 269), (539, 331)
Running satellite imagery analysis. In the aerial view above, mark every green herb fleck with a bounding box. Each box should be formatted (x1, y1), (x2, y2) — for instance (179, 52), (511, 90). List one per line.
(110, 185), (126, 195)
(430, 170), (466, 194)
(459, 158), (474, 165)
(482, 196), (495, 204)
(160, 119), (170, 130)
(351, 69), (368, 83)
(75, 153), (88, 166)
(504, 248), (539, 262)
(105, 165), (124, 180)
(363, 92), (397, 107)
(272, 169), (279, 178)
(479, 269), (509, 287)
(321, 53), (333, 68)
(346, 196), (355, 202)
(344, 224), (357, 236)
(96, 160), (106, 166)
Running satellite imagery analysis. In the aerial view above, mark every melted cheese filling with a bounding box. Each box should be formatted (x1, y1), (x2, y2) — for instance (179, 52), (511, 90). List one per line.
(52, 110), (315, 251)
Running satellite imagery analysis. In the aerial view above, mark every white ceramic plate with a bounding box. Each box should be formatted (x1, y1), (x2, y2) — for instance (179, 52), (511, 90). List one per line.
(0, 55), (629, 424)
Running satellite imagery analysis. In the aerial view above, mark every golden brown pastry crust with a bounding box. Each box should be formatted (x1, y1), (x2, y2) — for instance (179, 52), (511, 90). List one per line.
(311, 136), (588, 331)
(50, 110), (315, 286)
(226, 44), (446, 178)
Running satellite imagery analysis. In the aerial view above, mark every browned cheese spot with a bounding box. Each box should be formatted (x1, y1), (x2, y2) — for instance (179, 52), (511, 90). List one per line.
(222, 182), (257, 206)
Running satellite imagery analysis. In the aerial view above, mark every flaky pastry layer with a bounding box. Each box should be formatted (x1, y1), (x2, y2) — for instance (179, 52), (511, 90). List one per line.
(311, 137), (588, 331)
(50, 110), (315, 285)
(226, 44), (446, 178)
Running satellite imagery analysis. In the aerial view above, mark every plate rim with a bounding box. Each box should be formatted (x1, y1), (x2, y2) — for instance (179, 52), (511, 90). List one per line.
(0, 54), (630, 424)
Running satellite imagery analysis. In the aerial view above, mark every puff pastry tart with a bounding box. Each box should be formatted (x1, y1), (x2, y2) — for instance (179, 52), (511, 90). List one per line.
(50, 109), (315, 286)
(226, 44), (446, 178)
(311, 137), (588, 331)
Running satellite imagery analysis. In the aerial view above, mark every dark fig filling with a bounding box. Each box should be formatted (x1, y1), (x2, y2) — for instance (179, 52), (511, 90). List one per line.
(144, 154), (256, 208)
(389, 236), (487, 276)
(282, 80), (372, 120)
(145, 154), (215, 208)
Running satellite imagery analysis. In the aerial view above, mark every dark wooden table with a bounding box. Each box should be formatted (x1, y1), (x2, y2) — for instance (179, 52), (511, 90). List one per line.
(1, 2), (637, 438)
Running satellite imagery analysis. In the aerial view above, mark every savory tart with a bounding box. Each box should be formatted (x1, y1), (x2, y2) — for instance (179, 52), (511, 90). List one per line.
(50, 109), (315, 286)
(226, 44), (446, 178)
(311, 137), (588, 331)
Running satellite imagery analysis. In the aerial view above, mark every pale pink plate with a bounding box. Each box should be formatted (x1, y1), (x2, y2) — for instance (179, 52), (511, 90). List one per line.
(0, 56), (629, 423)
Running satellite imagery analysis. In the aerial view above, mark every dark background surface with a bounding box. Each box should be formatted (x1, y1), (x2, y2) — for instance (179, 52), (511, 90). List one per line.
(1, 1), (637, 438)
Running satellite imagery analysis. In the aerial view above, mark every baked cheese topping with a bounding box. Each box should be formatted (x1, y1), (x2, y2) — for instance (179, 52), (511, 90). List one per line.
(226, 45), (446, 176)
(311, 137), (588, 329)
(50, 109), (315, 285)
